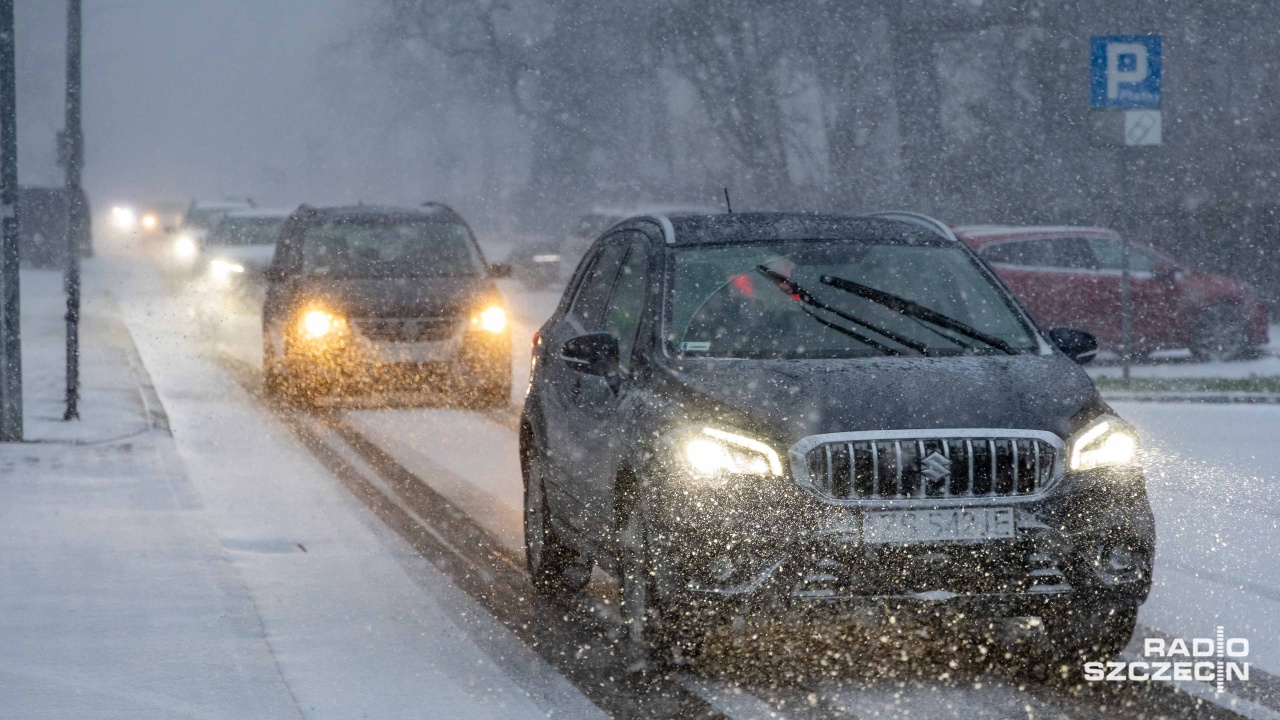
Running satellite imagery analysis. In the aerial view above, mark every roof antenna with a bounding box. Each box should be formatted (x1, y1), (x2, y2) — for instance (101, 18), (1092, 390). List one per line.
(723, 187), (733, 214)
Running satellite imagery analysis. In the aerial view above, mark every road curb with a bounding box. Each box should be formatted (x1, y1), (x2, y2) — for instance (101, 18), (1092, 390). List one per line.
(1102, 392), (1280, 405)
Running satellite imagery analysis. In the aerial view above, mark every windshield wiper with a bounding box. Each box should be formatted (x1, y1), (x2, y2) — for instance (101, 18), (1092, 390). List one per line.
(755, 266), (928, 356)
(819, 273), (1018, 355)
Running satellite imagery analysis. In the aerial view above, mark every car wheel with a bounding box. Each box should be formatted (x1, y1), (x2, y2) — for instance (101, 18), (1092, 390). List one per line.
(1190, 303), (1251, 362)
(1037, 597), (1138, 680)
(617, 489), (703, 673)
(523, 450), (591, 597)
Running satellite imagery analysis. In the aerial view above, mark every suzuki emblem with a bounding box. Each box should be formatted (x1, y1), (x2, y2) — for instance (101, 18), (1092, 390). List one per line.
(920, 451), (952, 483)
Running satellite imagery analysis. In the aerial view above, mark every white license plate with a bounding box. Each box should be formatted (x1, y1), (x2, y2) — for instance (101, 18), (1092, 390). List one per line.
(863, 507), (1015, 544)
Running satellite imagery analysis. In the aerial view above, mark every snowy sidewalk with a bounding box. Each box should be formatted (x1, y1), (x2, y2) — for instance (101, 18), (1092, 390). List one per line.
(0, 269), (301, 718)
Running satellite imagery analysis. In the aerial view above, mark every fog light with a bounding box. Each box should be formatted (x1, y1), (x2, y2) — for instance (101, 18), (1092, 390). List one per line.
(1092, 542), (1146, 586)
(141, 213), (158, 231)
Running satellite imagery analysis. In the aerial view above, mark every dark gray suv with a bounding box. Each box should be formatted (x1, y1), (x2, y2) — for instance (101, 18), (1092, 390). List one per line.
(519, 212), (1154, 674)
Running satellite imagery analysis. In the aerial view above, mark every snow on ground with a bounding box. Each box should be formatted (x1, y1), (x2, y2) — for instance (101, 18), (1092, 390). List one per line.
(0, 270), (300, 719)
(1117, 401), (1280, 676)
(16, 247), (605, 719)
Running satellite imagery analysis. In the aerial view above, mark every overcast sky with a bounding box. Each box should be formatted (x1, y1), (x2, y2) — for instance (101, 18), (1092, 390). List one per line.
(17, 0), (356, 208)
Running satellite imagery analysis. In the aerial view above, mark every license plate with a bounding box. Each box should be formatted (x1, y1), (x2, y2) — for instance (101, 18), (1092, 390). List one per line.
(863, 507), (1015, 544)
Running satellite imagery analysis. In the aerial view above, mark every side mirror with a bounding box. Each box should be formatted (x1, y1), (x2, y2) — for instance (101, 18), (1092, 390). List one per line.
(560, 332), (620, 378)
(1048, 327), (1098, 365)
(488, 262), (512, 279)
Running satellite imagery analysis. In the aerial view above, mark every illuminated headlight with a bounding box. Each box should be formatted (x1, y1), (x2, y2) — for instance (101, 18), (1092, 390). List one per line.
(173, 235), (199, 261)
(111, 205), (136, 229)
(1069, 416), (1138, 471)
(471, 305), (508, 333)
(531, 254), (561, 263)
(680, 427), (783, 479)
(140, 214), (158, 231)
(300, 309), (345, 339)
(209, 259), (245, 282)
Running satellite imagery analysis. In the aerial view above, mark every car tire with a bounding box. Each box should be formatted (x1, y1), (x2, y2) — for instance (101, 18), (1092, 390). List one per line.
(616, 486), (704, 673)
(523, 449), (591, 598)
(1037, 597), (1138, 680)
(1190, 303), (1251, 362)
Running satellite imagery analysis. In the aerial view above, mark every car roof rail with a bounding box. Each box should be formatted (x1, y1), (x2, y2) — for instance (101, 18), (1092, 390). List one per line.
(635, 214), (676, 245)
(421, 201), (462, 217)
(863, 211), (958, 243)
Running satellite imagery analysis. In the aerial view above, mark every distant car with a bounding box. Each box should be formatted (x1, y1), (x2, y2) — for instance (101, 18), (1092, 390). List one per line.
(262, 203), (512, 406)
(521, 211), (1152, 673)
(201, 208), (292, 285)
(506, 237), (563, 289)
(170, 199), (256, 269)
(558, 204), (719, 275)
(957, 225), (1269, 361)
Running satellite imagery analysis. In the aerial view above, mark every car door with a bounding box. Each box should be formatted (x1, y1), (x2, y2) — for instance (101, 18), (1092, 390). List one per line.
(1083, 237), (1181, 350)
(262, 214), (308, 358)
(539, 238), (629, 532)
(980, 237), (1095, 331)
(562, 233), (653, 546)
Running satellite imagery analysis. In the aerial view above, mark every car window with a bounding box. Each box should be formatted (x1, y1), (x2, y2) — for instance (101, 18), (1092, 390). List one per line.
(568, 242), (627, 330)
(301, 218), (482, 278)
(1086, 238), (1158, 272)
(981, 238), (1094, 269)
(601, 238), (650, 370)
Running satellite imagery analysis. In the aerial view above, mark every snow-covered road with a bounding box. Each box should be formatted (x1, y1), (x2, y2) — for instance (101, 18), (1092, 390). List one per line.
(96, 238), (1280, 719)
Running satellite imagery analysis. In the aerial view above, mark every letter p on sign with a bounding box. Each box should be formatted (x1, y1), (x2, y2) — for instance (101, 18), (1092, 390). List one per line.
(1091, 35), (1162, 109)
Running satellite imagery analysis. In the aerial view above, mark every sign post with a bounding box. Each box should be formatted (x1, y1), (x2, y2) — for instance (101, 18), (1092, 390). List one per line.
(62, 0), (84, 421)
(1090, 34), (1162, 388)
(0, 0), (21, 441)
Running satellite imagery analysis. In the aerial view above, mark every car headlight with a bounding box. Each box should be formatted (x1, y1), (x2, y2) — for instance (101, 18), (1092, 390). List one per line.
(1069, 416), (1138, 471)
(209, 259), (245, 281)
(173, 235), (198, 261)
(111, 205), (136, 229)
(531, 254), (561, 263)
(680, 427), (783, 479)
(300, 309), (345, 339)
(471, 305), (507, 333)
(141, 214), (158, 231)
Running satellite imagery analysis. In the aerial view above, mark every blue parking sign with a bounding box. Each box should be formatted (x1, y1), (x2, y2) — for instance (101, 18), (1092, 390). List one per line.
(1091, 35), (1161, 109)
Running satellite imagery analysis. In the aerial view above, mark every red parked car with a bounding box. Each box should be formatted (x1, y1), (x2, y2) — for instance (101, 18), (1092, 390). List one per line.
(955, 225), (1269, 361)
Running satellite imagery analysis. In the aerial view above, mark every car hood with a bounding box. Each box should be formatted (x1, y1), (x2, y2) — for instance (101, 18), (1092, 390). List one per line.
(655, 354), (1100, 448)
(293, 274), (495, 317)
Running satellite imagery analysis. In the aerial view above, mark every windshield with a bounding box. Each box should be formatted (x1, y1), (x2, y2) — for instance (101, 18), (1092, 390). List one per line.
(302, 218), (482, 278)
(668, 241), (1039, 359)
(208, 218), (284, 247)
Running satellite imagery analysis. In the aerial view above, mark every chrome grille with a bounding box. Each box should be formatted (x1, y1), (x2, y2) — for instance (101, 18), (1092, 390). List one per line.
(353, 317), (459, 343)
(795, 431), (1061, 503)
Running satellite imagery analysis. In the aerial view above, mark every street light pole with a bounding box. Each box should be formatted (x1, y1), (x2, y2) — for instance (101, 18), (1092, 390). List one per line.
(0, 0), (21, 441)
(63, 0), (84, 421)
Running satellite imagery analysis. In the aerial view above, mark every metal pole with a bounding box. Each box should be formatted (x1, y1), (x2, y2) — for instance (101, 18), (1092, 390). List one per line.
(1120, 155), (1133, 389)
(0, 0), (21, 441)
(63, 0), (83, 421)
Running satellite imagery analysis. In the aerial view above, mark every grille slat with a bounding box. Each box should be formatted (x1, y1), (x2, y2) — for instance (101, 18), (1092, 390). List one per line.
(803, 433), (1058, 502)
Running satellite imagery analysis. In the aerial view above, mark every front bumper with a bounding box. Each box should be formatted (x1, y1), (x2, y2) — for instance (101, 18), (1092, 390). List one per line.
(286, 323), (511, 383)
(647, 466), (1154, 623)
